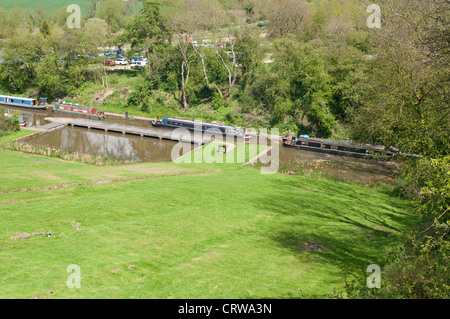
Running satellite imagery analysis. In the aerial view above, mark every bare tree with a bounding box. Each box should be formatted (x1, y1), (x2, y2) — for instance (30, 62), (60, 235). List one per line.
(267, 0), (312, 38)
(87, 0), (103, 19)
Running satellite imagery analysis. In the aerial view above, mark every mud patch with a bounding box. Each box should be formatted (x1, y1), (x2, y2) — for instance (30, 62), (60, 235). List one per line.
(10, 232), (30, 240)
(297, 241), (324, 252)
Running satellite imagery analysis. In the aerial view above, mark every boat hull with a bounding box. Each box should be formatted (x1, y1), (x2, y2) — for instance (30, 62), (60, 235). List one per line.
(53, 104), (106, 119)
(0, 102), (48, 110)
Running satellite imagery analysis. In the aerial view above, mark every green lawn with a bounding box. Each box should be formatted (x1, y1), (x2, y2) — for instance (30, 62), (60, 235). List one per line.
(0, 130), (417, 298)
(0, 0), (90, 14)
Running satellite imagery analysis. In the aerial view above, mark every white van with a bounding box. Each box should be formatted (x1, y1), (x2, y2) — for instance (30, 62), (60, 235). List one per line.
(115, 58), (128, 65)
(130, 60), (147, 69)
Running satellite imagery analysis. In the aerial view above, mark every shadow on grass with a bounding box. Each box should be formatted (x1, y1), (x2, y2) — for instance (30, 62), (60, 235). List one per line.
(255, 175), (417, 272)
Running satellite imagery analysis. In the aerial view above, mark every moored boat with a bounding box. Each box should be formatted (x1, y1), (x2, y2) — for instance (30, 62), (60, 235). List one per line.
(18, 116), (26, 127)
(151, 116), (246, 137)
(0, 95), (48, 110)
(53, 102), (106, 119)
(283, 136), (397, 160)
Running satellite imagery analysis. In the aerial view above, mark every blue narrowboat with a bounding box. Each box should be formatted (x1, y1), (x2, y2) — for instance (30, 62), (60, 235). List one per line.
(0, 95), (48, 110)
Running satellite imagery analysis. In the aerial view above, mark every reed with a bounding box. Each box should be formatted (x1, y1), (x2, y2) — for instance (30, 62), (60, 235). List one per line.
(5, 141), (136, 166)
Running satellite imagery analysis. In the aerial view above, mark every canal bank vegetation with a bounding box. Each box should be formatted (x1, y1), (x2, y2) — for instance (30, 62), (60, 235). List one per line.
(0, 0), (448, 298)
(0, 107), (20, 137)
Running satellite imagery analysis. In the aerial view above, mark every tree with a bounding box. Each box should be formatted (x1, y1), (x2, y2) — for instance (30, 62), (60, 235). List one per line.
(122, 0), (170, 74)
(0, 33), (44, 93)
(97, 0), (127, 32)
(267, 0), (312, 39)
(39, 20), (52, 38)
(350, 0), (449, 157)
(0, 7), (19, 43)
(346, 0), (449, 299)
(87, 0), (103, 19)
(247, 38), (336, 136)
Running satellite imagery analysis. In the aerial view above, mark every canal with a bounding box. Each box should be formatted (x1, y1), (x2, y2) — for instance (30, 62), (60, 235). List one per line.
(3, 105), (399, 182)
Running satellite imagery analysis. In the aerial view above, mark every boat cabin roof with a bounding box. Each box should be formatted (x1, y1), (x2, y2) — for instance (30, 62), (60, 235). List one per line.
(297, 137), (384, 151)
(0, 95), (36, 102)
(164, 117), (238, 129)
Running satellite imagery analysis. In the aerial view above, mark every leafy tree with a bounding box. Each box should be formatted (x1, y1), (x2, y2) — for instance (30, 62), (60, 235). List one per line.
(39, 20), (52, 38)
(0, 7), (19, 43)
(248, 38), (336, 136)
(0, 33), (44, 93)
(122, 0), (170, 73)
(97, 0), (127, 32)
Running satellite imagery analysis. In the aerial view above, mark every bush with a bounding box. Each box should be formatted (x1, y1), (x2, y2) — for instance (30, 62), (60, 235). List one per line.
(127, 75), (158, 107)
(0, 109), (21, 136)
(341, 156), (450, 299)
(211, 91), (228, 110)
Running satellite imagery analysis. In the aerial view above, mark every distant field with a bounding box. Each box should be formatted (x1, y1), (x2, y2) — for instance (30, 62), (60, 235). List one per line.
(0, 1), (141, 15)
(0, 0), (90, 14)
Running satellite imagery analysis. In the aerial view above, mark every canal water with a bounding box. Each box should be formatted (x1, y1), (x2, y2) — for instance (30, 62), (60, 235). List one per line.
(4, 105), (399, 181)
(25, 126), (195, 163)
(276, 146), (399, 183)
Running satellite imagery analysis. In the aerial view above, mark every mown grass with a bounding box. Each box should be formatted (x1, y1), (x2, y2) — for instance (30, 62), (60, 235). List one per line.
(0, 131), (206, 192)
(0, 130), (418, 299)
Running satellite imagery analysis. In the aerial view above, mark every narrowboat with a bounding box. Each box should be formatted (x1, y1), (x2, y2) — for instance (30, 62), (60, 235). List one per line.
(0, 95), (48, 110)
(53, 102), (106, 119)
(151, 116), (246, 137)
(18, 116), (26, 127)
(283, 136), (397, 160)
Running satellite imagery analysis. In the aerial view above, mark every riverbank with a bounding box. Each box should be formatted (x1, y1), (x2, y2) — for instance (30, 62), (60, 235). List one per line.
(0, 129), (418, 298)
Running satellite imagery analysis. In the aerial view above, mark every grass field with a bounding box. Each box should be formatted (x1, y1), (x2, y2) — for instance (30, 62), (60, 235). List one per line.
(0, 1), (90, 14)
(0, 130), (418, 298)
(0, 0), (142, 15)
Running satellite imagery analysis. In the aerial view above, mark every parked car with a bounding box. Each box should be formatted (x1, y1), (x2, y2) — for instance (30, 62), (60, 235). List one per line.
(218, 43), (225, 48)
(115, 58), (128, 65)
(102, 60), (116, 66)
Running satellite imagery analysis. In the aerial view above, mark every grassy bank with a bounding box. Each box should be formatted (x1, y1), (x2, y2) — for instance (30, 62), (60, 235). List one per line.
(0, 130), (418, 298)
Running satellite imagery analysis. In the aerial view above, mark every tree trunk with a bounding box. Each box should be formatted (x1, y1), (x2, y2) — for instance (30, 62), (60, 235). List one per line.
(193, 45), (209, 87)
(181, 62), (188, 110)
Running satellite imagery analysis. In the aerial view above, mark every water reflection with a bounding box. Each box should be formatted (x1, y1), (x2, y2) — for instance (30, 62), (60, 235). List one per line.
(277, 146), (399, 182)
(25, 126), (196, 163)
